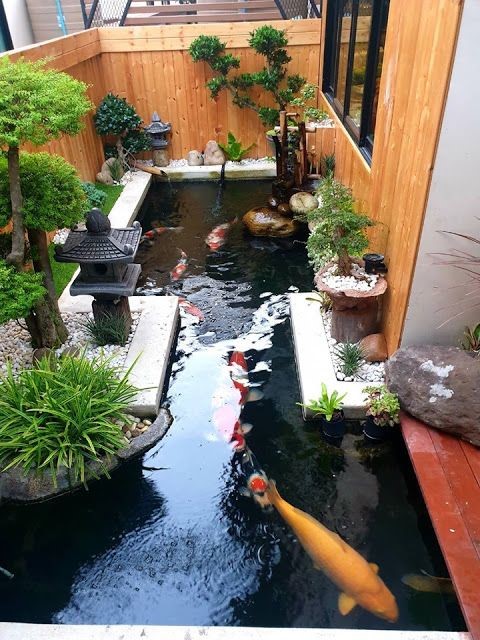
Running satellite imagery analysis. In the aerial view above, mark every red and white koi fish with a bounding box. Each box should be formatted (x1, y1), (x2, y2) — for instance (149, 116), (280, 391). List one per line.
(170, 250), (188, 281)
(141, 226), (183, 242)
(178, 297), (204, 321)
(205, 217), (238, 251)
(230, 420), (253, 452)
(229, 350), (264, 405)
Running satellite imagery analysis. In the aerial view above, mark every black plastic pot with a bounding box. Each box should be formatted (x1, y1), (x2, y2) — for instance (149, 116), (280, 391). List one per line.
(363, 415), (391, 442)
(321, 411), (346, 438)
(363, 253), (388, 275)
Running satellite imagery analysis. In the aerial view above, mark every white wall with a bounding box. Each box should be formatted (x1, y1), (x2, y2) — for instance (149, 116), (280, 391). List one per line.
(401, 0), (480, 348)
(3, 0), (34, 47)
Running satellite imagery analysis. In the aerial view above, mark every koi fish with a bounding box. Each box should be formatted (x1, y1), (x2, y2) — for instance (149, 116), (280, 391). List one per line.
(141, 226), (183, 242)
(266, 481), (399, 622)
(230, 420), (253, 452)
(170, 250), (188, 281)
(178, 297), (204, 321)
(205, 217), (238, 251)
(239, 448), (271, 508)
(402, 572), (455, 595)
(229, 350), (264, 405)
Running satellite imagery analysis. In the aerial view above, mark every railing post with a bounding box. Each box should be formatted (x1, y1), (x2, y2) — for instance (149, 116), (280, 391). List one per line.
(119, 0), (133, 26)
(273, 0), (288, 20)
(80, 0), (88, 28)
(86, 0), (100, 28)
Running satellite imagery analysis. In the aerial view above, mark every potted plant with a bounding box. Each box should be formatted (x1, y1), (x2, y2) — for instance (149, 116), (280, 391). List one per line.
(362, 385), (400, 441)
(304, 177), (387, 343)
(299, 383), (346, 438)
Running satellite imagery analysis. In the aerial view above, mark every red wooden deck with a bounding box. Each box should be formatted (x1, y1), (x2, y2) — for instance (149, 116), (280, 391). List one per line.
(401, 412), (480, 639)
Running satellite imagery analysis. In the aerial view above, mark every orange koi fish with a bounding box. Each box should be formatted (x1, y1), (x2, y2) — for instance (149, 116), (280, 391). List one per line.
(170, 250), (188, 281)
(178, 297), (204, 321)
(141, 226), (183, 242)
(205, 217), (238, 251)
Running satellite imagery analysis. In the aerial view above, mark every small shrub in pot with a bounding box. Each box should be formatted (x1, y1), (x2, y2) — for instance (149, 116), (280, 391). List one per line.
(363, 385), (400, 441)
(299, 383), (346, 438)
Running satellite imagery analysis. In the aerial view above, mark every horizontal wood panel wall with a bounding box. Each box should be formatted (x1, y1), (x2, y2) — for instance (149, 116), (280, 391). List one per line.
(319, 0), (463, 353)
(97, 21), (322, 159)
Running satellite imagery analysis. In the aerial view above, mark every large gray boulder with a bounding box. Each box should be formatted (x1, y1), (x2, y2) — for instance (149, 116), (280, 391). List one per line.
(385, 346), (480, 446)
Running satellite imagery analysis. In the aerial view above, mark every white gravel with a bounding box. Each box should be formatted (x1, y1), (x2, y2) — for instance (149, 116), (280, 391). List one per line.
(321, 262), (379, 293)
(0, 312), (141, 375)
(321, 309), (385, 383)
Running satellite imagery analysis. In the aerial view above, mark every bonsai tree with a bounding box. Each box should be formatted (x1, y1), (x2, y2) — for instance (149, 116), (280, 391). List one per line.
(93, 93), (151, 164)
(0, 152), (87, 347)
(306, 177), (374, 276)
(0, 57), (91, 347)
(189, 25), (310, 129)
(363, 385), (400, 427)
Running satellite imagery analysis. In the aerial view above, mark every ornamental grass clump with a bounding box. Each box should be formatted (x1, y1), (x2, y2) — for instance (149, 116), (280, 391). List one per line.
(83, 313), (129, 346)
(306, 177), (373, 276)
(0, 354), (138, 486)
(335, 342), (365, 378)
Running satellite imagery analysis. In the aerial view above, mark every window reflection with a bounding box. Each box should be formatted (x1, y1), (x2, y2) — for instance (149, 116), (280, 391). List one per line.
(336, 0), (353, 109)
(369, 0), (389, 144)
(350, 1), (373, 127)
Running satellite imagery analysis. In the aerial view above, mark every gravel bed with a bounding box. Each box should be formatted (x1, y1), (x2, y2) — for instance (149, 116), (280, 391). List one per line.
(0, 312), (141, 375)
(321, 309), (385, 384)
(321, 262), (379, 293)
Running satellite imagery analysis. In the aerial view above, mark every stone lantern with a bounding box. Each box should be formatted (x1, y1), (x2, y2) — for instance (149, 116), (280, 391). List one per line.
(54, 208), (142, 335)
(145, 111), (171, 167)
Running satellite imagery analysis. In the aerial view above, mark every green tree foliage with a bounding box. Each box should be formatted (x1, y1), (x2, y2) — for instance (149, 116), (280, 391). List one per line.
(189, 26), (307, 129)
(306, 177), (373, 276)
(0, 56), (91, 348)
(82, 182), (107, 210)
(0, 262), (45, 324)
(0, 153), (87, 231)
(93, 93), (151, 160)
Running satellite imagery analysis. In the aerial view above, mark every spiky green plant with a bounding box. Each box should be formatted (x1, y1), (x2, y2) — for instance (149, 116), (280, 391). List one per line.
(461, 322), (480, 354)
(298, 383), (346, 421)
(335, 342), (365, 377)
(306, 291), (333, 311)
(219, 132), (255, 161)
(83, 314), (129, 346)
(0, 354), (137, 486)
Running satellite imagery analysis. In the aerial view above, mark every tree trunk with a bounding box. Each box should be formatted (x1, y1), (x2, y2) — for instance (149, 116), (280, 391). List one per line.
(27, 228), (68, 348)
(6, 146), (25, 268)
(337, 249), (351, 277)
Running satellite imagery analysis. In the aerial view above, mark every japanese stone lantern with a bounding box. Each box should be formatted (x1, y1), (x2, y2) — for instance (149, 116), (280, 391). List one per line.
(144, 111), (171, 167)
(54, 208), (142, 334)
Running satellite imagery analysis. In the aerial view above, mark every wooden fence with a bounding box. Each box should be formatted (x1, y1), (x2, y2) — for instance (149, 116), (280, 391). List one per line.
(319, 0), (464, 352)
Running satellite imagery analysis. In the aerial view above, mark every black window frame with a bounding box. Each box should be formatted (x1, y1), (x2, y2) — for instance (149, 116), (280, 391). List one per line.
(323, 0), (389, 163)
(0, 0), (13, 52)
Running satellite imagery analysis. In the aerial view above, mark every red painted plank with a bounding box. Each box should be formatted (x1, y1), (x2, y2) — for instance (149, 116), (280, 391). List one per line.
(401, 413), (480, 640)
(461, 439), (480, 489)
(429, 429), (480, 547)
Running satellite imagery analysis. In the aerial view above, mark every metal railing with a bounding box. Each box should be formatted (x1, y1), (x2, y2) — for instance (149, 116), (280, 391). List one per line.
(80, 0), (320, 28)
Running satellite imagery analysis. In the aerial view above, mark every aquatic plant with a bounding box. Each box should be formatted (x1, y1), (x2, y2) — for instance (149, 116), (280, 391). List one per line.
(363, 385), (400, 427)
(83, 313), (129, 346)
(306, 177), (373, 276)
(219, 132), (255, 161)
(0, 354), (137, 486)
(335, 342), (365, 377)
(298, 383), (346, 421)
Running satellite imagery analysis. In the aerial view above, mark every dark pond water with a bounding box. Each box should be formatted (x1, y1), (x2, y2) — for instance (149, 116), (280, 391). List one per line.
(0, 180), (465, 631)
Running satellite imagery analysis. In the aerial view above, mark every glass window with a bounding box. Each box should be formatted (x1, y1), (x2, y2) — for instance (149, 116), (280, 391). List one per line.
(323, 0), (389, 161)
(0, 1), (12, 53)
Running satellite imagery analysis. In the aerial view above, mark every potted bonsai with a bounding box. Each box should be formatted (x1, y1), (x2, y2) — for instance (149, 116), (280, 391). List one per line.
(299, 383), (346, 438)
(304, 177), (387, 343)
(362, 385), (400, 441)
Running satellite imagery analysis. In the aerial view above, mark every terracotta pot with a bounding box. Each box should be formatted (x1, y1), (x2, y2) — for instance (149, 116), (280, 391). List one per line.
(314, 259), (388, 343)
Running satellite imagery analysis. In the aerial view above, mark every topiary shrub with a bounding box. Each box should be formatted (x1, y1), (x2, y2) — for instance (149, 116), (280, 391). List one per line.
(0, 262), (46, 325)
(93, 93), (151, 163)
(189, 25), (313, 129)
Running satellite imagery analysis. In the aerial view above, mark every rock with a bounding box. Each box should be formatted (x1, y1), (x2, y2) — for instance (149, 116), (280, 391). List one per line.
(385, 346), (480, 446)
(277, 202), (291, 216)
(153, 149), (169, 167)
(187, 150), (203, 166)
(96, 170), (114, 185)
(360, 333), (388, 362)
(203, 140), (226, 166)
(32, 347), (54, 364)
(289, 191), (317, 215)
(125, 430), (132, 439)
(243, 207), (299, 238)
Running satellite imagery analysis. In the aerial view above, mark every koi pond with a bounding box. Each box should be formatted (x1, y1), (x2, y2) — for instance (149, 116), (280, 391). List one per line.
(0, 180), (465, 631)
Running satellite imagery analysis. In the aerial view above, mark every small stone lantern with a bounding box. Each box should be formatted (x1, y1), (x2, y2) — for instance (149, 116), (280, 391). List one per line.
(145, 111), (171, 167)
(54, 208), (142, 336)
